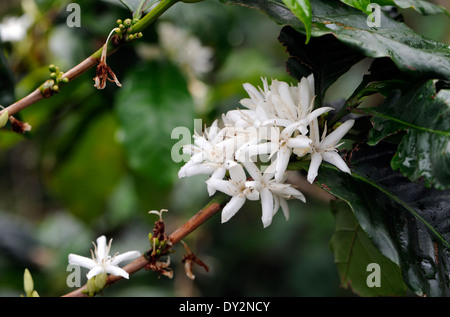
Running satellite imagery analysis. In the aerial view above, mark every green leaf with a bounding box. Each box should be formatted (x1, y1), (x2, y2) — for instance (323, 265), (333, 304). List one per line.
(330, 200), (407, 296)
(367, 80), (450, 190)
(373, 0), (450, 17)
(49, 114), (125, 223)
(115, 60), (195, 188)
(101, 0), (146, 13)
(221, 0), (450, 80)
(315, 142), (450, 296)
(281, 0), (312, 43)
(340, 0), (371, 15)
(279, 26), (364, 106)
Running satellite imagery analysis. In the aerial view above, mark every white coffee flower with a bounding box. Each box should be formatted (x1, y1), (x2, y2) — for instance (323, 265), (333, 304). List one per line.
(68, 235), (141, 280)
(158, 21), (213, 76)
(0, 15), (32, 42)
(307, 118), (355, 183)
(243, 161), (306, 228)
(206, 163), (259, 224)
(239, 75), (333, 134)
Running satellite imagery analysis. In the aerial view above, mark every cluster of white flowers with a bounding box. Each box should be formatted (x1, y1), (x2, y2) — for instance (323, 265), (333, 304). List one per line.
(178, 75), (354, 228)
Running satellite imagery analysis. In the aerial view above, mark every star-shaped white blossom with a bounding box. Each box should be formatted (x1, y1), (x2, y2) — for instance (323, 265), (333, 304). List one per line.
(243, 161), (306, 228)
(307, 118), (355, 184)
(68, 235), (140, 280)
(206, 163), (259, 224)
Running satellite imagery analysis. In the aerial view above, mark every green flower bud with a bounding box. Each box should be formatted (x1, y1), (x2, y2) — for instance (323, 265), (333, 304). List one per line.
(85, 277), (97, 297)
(116, 19), (123, 25)
(94, 272), (107, 291)
(127, 27), (132, 33)
(132, 18), (139, 25)
(48, 64), (57, 72)
(60, 77), (69, 84)
(50, 72), (57, 79)
(124, 18), (132, 27)
(148, 232), (153, 242)
(0, 110), (9, 128)
(127, 34), (134, 41)
(154, 237), (159, 247)
(52, 85), (60, 93)
(156, 249), (161, 255)
(119, 23), (125, 30)
(114, 27), (121, 34)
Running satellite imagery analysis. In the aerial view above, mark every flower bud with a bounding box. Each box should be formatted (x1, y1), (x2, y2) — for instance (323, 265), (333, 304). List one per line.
(52, 85), (60, 93)
(124, 18), (132, 27)
(114, 27), (121, 34)
(132, 18), (139, 25)
(50, 72), (57, 79)
(127, 34), (134, 41)
(116, 19), (122, 25)
(24, 269), (34, 297)
(94, 272), (107, 290)
(60, 77), (69, 84)
(48, 64), (57, 72)
(0, 110), (9, 128)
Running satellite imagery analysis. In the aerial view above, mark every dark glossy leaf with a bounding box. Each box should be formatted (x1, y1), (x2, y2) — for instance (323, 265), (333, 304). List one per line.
(281, 0), (312, 43)
(330, 200), (407, 296)
(340, 0), (371, 14)
(367, 80), (450, 190)
(115, 60), (195, 188)
(221, 0), (450, 80)
(374, 0), (450, 16)
(279, 25), (364, 105)
(316, 143), (450, 296)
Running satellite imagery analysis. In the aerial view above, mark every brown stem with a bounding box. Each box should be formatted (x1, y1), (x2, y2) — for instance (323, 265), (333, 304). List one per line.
(0, 55), (100, 117)
(62, 198), (226, 297)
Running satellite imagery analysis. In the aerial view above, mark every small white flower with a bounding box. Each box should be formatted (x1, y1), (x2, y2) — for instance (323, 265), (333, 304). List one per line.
(243, 161), (306, 228)
(238, 75), (333, 134)
(244, 123), (311, 183)
(206, 164), (259, 224)
(0, 15), (32, 43)
(68, 235), (141, 280)
(307, 118), (355, 183)
(158, 22), (213, 76)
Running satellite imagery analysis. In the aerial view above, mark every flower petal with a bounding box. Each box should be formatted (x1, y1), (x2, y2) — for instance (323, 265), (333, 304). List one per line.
(68, 254), (97, 270)
(286, 135), (311, 149)
(260, 188), (274, 228)
(275, 146), (291, 183)
(279, 198), (290, 221)
(229, 164), (246, 183)
(95, 236), (108, 261)
(322, 151), (351, 174)
(110, 251), (141, 266)
(86, 266), (104, 280)
(206, 179), (237, 197)
(105, 265), (130, 279)
(221, 195), (246, 223)
(321, 119), (355, 148)
(242, 160), (262, 181)
(307, 152), (323, 184)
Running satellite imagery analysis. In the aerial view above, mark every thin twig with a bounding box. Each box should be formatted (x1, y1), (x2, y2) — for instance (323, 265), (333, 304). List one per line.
(0, 0), (179, 118)
(62, 195), (228, 297)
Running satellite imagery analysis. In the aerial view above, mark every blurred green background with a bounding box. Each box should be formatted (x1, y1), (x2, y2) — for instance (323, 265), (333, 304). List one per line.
(0, 0), (448, 297)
